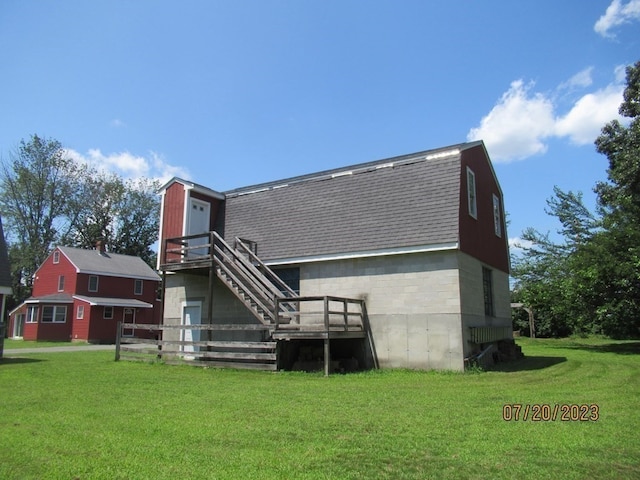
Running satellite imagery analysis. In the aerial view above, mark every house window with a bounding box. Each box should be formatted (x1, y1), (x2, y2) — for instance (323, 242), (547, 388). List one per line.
(26, 306), (38, 323)
(53, 250), (60, 264)
(134, 279), (143, 295)
(493, 194), (502, 237)
(42, 306), (67, 323)
(273, 267), (300, 295)
(467, 167), (477, 219)
(88, 275), (99, 292)
(104, 306), (114, 319)
(58, 275), (65, 292)
(77, 305), (85, 319)
(482, 267), (494, 317)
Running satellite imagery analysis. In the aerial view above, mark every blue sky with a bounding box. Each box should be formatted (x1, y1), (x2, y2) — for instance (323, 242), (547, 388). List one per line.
(1, 0), (639, 251)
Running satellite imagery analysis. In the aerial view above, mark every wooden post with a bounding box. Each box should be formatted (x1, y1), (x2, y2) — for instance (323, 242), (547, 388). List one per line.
(324, 337), (330, 377)
(526, 307), (535, 338)
(343, 298), (348, 330)
(324, 296), (330, 376)
(115, 321), (121, 361)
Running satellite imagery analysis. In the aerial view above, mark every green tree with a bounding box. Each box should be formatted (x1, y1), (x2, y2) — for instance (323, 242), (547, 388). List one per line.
(511, 187), (598, 337)
(1, 135), (162, 303)
(0, 135), (89, 298)
(591, 61), (640, 338)
(62, 175), (161, 267)
(512, 61), (640, 339)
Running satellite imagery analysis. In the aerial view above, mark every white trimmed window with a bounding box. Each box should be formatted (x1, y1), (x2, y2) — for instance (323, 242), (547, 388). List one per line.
(26, 306), (38, 323)
(53, 250), (60, 264)
(42, 306), (67, 323)
(493, 194), (502, 237)
(77, 305), (85, 320)
(467, 167), (477, 219)
(58, 275), (65, 292)
(88, 275), (99, 292)
(104, 306), (114, 319)
(134, 279), (143, 295)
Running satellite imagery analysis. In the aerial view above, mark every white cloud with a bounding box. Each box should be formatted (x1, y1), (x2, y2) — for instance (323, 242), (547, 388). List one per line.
(467, 80), (556, 162)
(467, 67), (626, 163)
(558, 67), (594, 90)
(64, 148), (190, 184)
(594, 0), (640, 37)
(110, 119), (126, 128)
(509, 237), (534, 253)
(555, 83), (624, 145)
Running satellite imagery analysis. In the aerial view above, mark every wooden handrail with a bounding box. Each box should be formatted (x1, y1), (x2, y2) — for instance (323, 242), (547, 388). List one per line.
(275, 296), (364, 331)
(234, 237), (298, 298)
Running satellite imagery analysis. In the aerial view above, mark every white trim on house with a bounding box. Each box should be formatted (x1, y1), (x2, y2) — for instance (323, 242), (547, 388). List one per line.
(73, 295), (153, 308)
(265, 242), (459, 266)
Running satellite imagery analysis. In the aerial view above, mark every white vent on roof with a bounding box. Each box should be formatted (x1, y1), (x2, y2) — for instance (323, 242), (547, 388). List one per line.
(425, 149), (460, 160)
(237, 187), (269, 196)
(331, 171), (353, 178)
(376, 162), (394, 169)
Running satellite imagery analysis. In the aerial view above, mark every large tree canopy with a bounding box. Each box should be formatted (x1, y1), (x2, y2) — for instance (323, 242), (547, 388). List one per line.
(512, 61), (640, 339)
(0, 134), (160, 303)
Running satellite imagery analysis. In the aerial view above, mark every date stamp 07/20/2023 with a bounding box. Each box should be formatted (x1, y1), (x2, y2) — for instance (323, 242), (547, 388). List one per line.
(502, 404), (600, 422)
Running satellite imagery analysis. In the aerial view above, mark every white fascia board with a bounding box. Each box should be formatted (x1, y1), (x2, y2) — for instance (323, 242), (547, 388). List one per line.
(265, 242), (459, 266)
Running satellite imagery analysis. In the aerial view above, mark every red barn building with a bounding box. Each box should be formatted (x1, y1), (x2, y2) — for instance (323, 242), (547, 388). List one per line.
(8, 245), (161, 343)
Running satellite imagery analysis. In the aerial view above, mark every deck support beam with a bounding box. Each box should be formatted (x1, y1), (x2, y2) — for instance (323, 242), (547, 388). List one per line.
(324, 338), (330, 377)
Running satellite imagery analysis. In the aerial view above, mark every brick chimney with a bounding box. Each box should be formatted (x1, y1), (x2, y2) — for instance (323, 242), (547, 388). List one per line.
(96, 240), (105, 253)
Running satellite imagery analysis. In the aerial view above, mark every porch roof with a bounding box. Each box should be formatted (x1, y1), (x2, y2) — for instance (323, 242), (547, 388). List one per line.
(73, 295), (154, 309)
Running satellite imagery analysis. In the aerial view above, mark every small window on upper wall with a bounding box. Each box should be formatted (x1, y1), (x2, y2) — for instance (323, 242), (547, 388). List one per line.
(493, 194), (502, 237)
(88, 275), (99, 292)
(134, 279), (143, 295)
(467, 167), (477, 219)
(53, 250), (60, 264)
(58, 275), (65, 292)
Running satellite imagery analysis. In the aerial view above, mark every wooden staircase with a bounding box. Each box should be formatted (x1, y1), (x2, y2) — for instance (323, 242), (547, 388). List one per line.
(212, 233), (298, 327)
(159, 231), (370, 372)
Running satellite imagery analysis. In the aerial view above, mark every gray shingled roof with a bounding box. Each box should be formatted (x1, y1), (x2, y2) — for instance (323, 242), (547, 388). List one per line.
(57, 246), (161, 281)
(223, 143), (471, 262)
(0, 216), (12, 289)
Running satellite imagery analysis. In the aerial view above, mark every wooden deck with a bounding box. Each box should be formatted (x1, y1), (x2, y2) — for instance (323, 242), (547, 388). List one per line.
(150, 232), (376, 374)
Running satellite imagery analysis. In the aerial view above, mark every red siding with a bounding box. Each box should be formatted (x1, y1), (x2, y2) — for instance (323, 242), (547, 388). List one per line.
(75, 273), (158, 304)
(32, 250), (77, 297)
(458, 145), (510, 273)
(161, 182), (186, 264)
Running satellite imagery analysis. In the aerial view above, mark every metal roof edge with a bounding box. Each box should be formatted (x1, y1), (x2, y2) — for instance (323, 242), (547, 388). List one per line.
(224, 142), (469, 197)
(264, 242), (460, 266)
(157, 176), (225, 200)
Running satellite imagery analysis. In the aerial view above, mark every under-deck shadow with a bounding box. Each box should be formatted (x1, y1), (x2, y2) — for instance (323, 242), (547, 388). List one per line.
(488, 355), (567, 372)
(0, 357), (46, 365)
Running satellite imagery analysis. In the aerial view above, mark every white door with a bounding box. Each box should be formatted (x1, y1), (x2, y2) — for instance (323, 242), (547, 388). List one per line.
(187, 198), (210, 258)
(181, 302), (202, 357)
(122, 308), (135, 337)
(13, 313), (25, 338)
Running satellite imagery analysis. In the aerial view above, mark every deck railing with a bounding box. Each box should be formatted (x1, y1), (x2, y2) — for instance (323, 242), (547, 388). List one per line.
(274, 296), (365, 332)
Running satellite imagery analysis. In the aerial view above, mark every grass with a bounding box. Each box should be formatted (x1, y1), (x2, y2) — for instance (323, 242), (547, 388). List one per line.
(1, 337), (639, 479)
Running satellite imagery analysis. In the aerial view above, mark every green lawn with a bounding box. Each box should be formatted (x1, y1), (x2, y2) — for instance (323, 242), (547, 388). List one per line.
(1, 337), (639, 479)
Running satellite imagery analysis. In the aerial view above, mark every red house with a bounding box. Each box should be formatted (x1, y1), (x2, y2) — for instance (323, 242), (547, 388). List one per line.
(8, 244), (161, 343)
